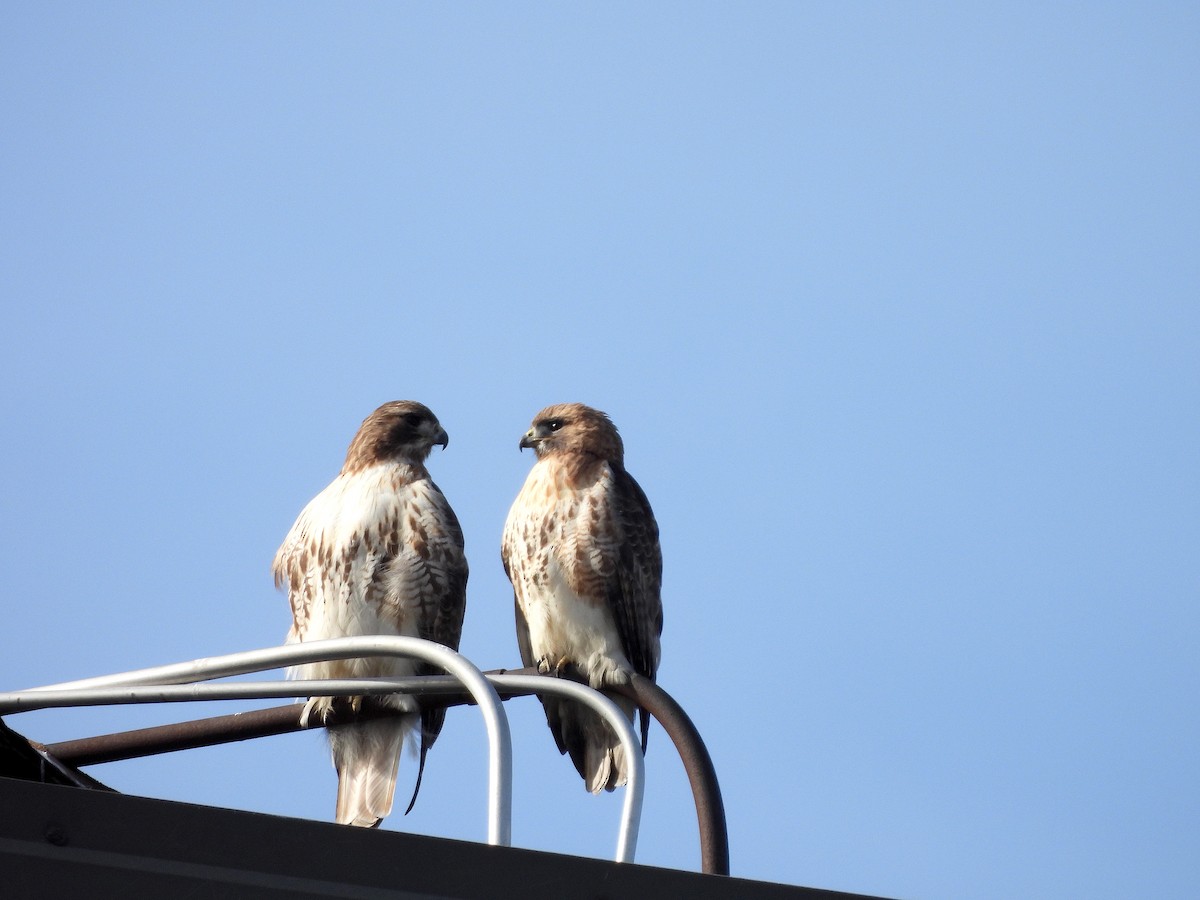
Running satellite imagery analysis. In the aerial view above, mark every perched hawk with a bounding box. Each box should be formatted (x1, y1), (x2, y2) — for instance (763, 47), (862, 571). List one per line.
(273, 401), (468, 827)
(501, 403), (663, 792)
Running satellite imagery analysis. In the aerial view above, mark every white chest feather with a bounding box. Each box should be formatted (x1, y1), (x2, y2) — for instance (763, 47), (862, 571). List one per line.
(503, 460), (632, 686)
(275, 463), (444, 682)
(523, 563), (627, 677)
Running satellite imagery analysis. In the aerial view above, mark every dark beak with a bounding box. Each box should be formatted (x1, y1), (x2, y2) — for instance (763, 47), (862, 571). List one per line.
(434, 427), (449, 450)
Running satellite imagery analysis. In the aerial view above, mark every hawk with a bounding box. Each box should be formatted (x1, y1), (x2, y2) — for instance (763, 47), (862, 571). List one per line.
(501, 403), (663, 792)
(273, 401), (468, 827)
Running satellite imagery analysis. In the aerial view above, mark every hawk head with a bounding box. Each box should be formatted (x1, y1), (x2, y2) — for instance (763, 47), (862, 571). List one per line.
(519, 403), (624, 464)
(342, 401), (449, 473)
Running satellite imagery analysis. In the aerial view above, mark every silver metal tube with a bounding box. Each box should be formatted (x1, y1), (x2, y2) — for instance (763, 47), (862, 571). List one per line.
(2, 643), (650, 863)
(490, 673), (644, 864)
(2, 637), (513, 849)
(0, 677), (469, 708)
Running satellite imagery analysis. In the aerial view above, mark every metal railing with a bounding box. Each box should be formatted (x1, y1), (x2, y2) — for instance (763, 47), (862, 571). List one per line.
(0, 639), (727, 873)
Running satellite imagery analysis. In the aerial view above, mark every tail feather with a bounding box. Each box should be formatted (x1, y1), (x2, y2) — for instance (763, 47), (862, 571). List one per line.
(404, 703), (446, 815)
(330, 715), (413, 827)
(544, 693), (638, 793)
(403, 740), (429, 816)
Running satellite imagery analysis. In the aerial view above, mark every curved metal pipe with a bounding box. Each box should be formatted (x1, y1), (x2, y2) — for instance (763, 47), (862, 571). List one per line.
(490, 673), (645, 864)
(3, 637), (513, 848)
(11, 673), (646, 865)
(34, 664), (730, 874)
(496, 668), (729, 875)
(611, 673), (729, 877)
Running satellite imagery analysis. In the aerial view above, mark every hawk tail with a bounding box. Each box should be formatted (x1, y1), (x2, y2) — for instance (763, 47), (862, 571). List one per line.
(544, 694), (638, 794)
(330, 715), (414, 828)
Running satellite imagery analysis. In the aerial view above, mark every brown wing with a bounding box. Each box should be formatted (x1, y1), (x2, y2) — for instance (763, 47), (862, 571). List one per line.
(559, 462), (663, 682)
(606, 464), (662, 749)
(405, 479), (469, 813)
(557, 462), (662, 750)
(608, 465), (663, 680)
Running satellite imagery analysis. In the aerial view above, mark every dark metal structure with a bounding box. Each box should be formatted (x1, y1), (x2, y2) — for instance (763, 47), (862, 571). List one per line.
(0, 662), (897, 899)
(0, 773), (885, 900)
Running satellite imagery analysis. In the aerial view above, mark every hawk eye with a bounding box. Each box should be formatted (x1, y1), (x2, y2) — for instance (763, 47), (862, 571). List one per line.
(547, 419), (563, 432)
(402, 412), (422, 427)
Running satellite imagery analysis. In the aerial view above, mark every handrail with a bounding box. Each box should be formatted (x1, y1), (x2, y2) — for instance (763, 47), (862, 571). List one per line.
(1, 637), (513, 849)
(490, 673), (644, 863)
(7, 651), (726, 873)
(612, 673), (729, 876)
(4, 673), (646, 864)
(495, 669), (728, 875)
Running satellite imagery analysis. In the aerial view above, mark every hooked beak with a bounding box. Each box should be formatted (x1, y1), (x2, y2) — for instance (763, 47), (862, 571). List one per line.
(519, 426), (543, 451)
(434, 426), (449, 450)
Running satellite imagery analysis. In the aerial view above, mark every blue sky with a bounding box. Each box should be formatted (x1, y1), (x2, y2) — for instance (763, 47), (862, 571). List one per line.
(2, 4), (1197, 898)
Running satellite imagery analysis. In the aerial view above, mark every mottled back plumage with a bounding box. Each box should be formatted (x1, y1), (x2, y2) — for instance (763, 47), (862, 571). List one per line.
(501, 403), (663, 792)
(273, 401), (467, 826)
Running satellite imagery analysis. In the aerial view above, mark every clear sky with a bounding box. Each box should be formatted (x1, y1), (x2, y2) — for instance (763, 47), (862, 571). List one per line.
(2, 5), (1197, 899)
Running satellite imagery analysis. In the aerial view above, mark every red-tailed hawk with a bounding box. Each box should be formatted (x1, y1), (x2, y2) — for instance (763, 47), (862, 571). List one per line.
(501, 403), (663, 792)
(273, 401), (468, 827)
